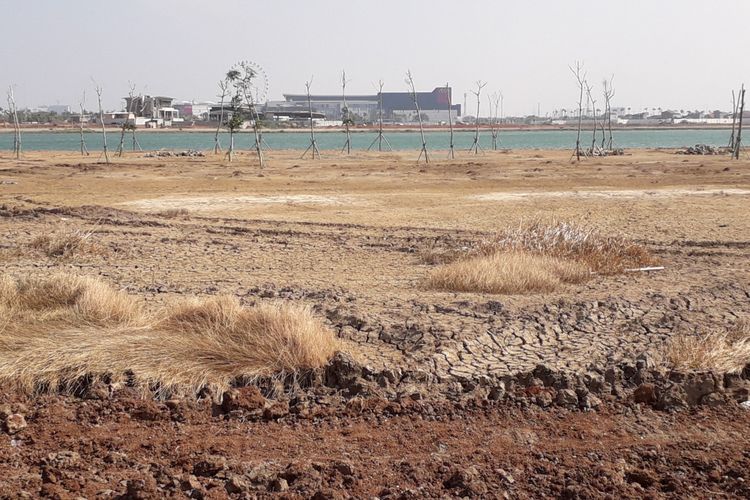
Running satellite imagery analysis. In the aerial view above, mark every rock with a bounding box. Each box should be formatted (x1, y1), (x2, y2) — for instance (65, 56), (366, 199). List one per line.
(657, 384), (688, 411)
(444, 466), (487, 496)
(633, 384), (657, 405)
(488, 382), (506, 401)
(535, 391), (554, 407)
(44, 451), (81, 468)
(263, 401), (290, 421)
(701, 392), (727, 407)
(334, 461), (354, 476)
(580, 393), (602, 410)
(193, 455), (227, 477)
(683, 373), (719, 405)
(740, 401), (750, 410)
(556, 389), (579, 407)
(4, 413), (27, 434)
(269, 478), (289, 492)
(324, 352), (363, 391)
(224, 474), (249, 494)
(221, 386), (267, 413)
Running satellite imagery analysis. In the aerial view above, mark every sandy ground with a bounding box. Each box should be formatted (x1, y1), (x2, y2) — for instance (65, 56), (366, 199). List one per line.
(1, 149), (749, 497)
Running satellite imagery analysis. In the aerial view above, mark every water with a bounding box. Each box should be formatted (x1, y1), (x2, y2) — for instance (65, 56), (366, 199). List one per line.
(0, 128), (732, 152)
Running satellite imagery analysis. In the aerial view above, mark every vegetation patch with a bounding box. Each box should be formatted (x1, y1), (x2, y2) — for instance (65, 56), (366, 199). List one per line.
(665, 320), (750, 374)
(426, 251), (589, 294)
(0, 274), (339, 396)
(28, 228), (106, 259)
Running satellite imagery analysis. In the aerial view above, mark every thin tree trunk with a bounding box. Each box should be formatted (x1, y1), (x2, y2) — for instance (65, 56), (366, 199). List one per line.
(79, 92), (89, 156)
(734, 85), (745, 160)
(301, 79), (320, 159)
(214, 80), (228, 154)
(341, 70), (351, 154)
(729, 90), (737, 149)
(93, 83), (109, 164)
(406, 71), (428, 163)
(447, 82), (455, 159)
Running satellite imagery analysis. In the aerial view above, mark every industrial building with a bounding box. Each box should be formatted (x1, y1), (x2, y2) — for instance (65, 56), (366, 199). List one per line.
(280, 86), (461, 123)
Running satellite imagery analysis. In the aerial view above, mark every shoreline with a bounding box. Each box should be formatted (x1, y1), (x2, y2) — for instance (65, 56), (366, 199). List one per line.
(0, 124), (739, 134)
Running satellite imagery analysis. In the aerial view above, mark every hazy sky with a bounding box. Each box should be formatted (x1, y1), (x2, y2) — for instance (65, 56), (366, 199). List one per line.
(2, 0), (748, 115)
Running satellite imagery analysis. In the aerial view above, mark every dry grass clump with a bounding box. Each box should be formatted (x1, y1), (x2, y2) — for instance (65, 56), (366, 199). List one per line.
(155, 208), (190, 218)
(28, 228), (105, 259)
(665, 321), (750, 374)
(426, 251), (589, 294)
(418, 240), (469, 265)
(0, 274), (339, 396)
(477, 220), (655, 274)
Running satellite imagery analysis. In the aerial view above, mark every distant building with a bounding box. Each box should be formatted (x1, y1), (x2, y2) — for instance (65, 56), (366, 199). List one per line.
(173, 101), (215, 121)
(280, 86), (461, 123)
(123, 95), (183, 127)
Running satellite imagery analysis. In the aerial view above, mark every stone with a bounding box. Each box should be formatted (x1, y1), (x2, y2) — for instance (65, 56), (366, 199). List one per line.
(224, 474), (249, 494)
(4, 413), (27, 434)
(324, 352), (363, 390)
(444, 466), (487, 496)
(488, 383), (506, 401)
(657, 385), (688, 411)
(581, 393), (602, 410)
(683, 373), (719, 405)
(556, 388), (579, 406)
(263, 401), (290, 420)
(633, 384), (657, 405)
(701, 392), (727, 407)
(193, 455), (227, 477)
(221, 386), (266, 413)
(269, 478), (289, 492)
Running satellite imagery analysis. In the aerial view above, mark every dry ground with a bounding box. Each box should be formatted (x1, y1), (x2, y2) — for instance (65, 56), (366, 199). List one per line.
(1, 148), (750, 497)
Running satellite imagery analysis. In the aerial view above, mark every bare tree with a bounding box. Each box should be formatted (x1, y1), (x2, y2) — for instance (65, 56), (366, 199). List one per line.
(92, 80), (110, 164)
(729, 88), (739, 150)
(489, 91), (502, 150)
(405, 70), (428, 164)
(570, 62), (587, 161)
(116, 83), (138, 157)
(585, 81), (600, 155)
(367, 79), (392, 152)
(6, 86), (21, 159)
(602, 76), (615, 150)
(214, 79), (229, 154)
(467, 80), (487, 154)
(341, 70), (352, 154)
(226, 61), (266, 167)
(301, 78), (321, 159)
(734, 84), (745, 160)
(78, 91), (89, 156)
(446, 82), (455, 159)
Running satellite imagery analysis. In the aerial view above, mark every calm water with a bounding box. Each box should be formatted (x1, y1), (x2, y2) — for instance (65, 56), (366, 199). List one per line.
(0, 129), (732, 152)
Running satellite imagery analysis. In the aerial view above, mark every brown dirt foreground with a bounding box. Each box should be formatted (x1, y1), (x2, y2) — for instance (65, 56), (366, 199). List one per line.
(1, 149), (750, 498)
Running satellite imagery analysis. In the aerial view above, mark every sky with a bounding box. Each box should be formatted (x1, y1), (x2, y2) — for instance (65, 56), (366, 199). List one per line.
(1, 0), (748, 116)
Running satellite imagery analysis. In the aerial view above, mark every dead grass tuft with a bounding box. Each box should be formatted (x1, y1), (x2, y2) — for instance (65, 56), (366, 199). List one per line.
(665, 321), (750, 373)
(0, 274), (339, 395)
(155, 208), (190, 218)
(426, 251), (590, 294)
(28, 228), (105, 259)
(477, 220), (656, 274)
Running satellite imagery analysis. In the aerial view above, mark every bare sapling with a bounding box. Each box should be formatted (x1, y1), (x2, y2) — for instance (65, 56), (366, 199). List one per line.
(117, 83), (137, 157)
(570, 62), (587, 161)
(490, 91), (502, 150)
(602, 76), (615, 150)
(468, 80), (487, 154)
(92, 80), (110, 164)
(734, 84), (745, 160)
(367, 79), (392, 152)
(585, 81), (600, 156)
(301, 78), (321, 159)
(225, 61), (266, 167)
(6, 86), (21, 159)
(729, 89), (739, 150)
(405, 70), (428, 163)
(447, 82), (455, 159)
(214, 78), (229, 154)
(78, 91), (89, 156)
(341, 70), (352, 154)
